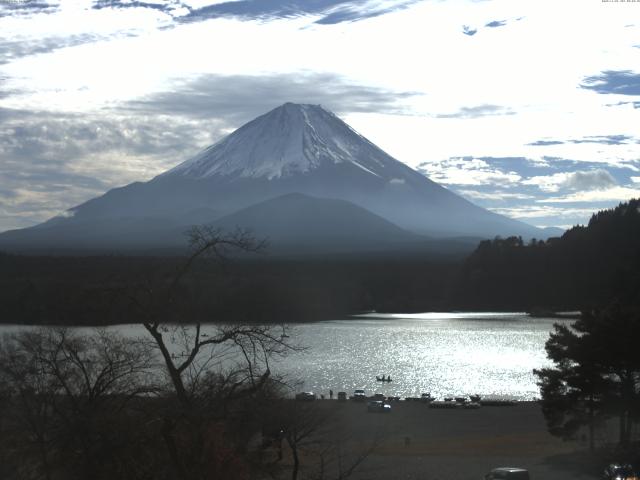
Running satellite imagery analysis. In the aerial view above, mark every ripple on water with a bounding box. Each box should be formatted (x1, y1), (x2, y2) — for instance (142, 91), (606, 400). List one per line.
(275, 313), (567, 400)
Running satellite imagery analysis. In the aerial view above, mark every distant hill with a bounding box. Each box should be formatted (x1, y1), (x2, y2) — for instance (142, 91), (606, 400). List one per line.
(453, 199), (640, 310)
(211, 192), (423, 255)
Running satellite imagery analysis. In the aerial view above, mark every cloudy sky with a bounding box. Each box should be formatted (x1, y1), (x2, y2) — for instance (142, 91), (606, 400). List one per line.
(1, 0), (639, 232)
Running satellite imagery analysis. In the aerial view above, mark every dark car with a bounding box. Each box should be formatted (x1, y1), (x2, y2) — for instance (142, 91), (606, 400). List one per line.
(603, 463), (639, 480)
(484, 467), (530, 480)
(366, 400), (391, 413)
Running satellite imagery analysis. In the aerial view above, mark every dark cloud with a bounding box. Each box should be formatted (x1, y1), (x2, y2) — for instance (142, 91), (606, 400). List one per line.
(437, 104), (514, 118)
(9, 0), (417, 24)
(92, 0), (178, 15)
(528, 135), (636, 146)
(315, 1), (419, 25)
(612, 100), (640, 108)
(123, 72), (420, 123)
(530, 135), (637, 146)
(0, 0), (58, 17)
(528, 140), (564, 146)
(172, 0), (419, 24)
(571, 135), (633, 145)
(581, 70), (640, 96)
(0, 106), (223, 230)
(0, 33), (105, 65)
(0, 108), (209, 163)
(462, 25), (477, 36)
(181, 0), (358, 22)
(485, 19), (506, 28)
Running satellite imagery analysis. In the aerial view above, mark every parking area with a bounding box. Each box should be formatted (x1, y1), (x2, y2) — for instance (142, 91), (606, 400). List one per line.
(310, 400), (602, 480)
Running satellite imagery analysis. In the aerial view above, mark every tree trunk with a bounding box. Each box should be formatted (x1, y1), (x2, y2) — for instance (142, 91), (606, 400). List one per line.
(36, 435), (52, 480)
(162, 417), (188, 480)
(144, 325), (190, 406)
(588, 395), (595, 451)
(619, 412), (626, 446)
(288, 437), (300, 480)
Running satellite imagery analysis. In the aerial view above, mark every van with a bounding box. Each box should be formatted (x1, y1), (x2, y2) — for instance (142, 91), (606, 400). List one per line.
(484, 467), (530, 480)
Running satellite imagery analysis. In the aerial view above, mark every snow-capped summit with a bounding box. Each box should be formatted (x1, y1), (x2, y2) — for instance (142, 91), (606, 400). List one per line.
(164, 103), (398, 180)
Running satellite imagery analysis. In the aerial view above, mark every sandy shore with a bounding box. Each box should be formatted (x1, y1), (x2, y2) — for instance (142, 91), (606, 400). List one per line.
(300, 400), (602, 480)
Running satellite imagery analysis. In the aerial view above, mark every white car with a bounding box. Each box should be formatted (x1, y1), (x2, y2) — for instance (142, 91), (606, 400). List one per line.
(484, 467), (530, 480)
(353, 389), (366, 401)
(295, 391), (316, 401)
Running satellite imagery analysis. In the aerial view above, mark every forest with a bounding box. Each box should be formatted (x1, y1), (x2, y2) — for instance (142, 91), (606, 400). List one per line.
(0, 199), (639, 326)
(453, 198), (640, 311)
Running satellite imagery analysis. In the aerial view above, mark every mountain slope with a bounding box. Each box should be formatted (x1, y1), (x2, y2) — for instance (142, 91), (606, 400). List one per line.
(0, 103), (545, 252)
(211, 192), (422, 254)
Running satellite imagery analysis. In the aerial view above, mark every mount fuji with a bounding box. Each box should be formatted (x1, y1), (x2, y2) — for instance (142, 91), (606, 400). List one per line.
(0, 103), (545, 254)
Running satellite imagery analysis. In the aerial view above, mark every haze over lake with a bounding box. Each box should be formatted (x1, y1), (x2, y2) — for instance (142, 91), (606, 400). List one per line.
(1, 312), (565, 400)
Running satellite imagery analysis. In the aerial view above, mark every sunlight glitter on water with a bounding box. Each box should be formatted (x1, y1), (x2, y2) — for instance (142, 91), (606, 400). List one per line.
(357, 312), (528, 320)
(277, 313), (567, 400)
(0, 312), (568, 400)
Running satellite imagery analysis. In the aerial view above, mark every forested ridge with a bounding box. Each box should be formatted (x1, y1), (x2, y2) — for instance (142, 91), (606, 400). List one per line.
(0, 251), (455, 325)
(453, 198), (640, 311)
(1, 199), (639, 326)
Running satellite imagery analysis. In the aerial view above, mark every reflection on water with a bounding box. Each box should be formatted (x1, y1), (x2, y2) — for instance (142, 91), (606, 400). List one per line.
(0, 312), (568, 401)
(276, 312), (568, 401)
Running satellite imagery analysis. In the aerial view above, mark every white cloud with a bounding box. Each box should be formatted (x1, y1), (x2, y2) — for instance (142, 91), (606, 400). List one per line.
(539, 186), (640, 204)
(419, 157), (521, 186)
(491, 205), (598, 222)
(457, 190), (534, 201)
(522, 172), (572, 193)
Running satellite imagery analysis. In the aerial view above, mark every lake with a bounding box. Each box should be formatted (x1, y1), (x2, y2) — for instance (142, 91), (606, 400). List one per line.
(276, 312), (568, 401)
(0, 312), (569, 401)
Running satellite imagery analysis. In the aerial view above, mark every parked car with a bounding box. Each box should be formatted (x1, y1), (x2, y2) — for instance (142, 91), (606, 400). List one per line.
(366, 400), (391, 413)
(295, 391), (316, 401)
(337, 391), (347, 401)
(353, 389), (366, 401)
(484, 467), (530, 480)
(420, 393), (433, 402)
(603, 463), (639, 480)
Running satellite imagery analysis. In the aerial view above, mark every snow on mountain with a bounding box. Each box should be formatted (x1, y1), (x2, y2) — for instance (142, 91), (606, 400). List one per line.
(163, 103), (400, 181)
(0, 102), (548, 253)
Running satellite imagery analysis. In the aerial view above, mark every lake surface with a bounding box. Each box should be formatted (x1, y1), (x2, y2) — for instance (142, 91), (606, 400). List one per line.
(0, 312), (569, 401)
(276, 312), (568, 401)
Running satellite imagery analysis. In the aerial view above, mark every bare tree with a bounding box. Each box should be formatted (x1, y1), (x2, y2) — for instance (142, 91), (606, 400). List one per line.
(120, 226), (299, 479)
(0, 328), (157, 480)
(264, 398), (381, 480)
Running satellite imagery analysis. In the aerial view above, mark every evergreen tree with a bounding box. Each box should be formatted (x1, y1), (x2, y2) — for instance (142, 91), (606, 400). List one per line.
(535, 305), (640, 448)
